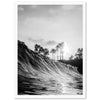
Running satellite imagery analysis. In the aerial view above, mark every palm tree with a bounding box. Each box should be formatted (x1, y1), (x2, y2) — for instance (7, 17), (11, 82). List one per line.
(58, 42), (64, 60)
(75, 48), (83, 59)
(39, 46), (44, 54)
(34, 44), (40, 53)
(50, 49), (56, 60)
(44, 48), (49, 56)
(56, 44), (60, 60)
(61, 42), (64, 60)
(58, 43), (61, 60)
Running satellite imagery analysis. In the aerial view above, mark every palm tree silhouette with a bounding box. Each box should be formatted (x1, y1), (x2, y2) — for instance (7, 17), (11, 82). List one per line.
(44, 48), (49, 56)
(50, 49), (56, 60)
(61, 42), (64, 60)
(56, 44), (60, 60)
(75, 48), (83, 59)
(58, 42), (64, 60)
(34, 44), (40, 53)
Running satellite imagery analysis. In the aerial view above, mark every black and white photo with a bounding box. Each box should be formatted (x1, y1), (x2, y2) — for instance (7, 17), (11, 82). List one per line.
(17, 3), (86, 98)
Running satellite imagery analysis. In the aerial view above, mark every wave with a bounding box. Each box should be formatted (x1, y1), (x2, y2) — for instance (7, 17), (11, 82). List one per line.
(18, 40), (83, 95)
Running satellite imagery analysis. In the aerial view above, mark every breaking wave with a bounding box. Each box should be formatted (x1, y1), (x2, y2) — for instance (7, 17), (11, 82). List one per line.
(18, 40), (83, 95)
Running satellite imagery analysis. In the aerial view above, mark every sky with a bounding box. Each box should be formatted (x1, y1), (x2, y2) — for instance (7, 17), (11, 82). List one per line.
(18, 5), (83, 59)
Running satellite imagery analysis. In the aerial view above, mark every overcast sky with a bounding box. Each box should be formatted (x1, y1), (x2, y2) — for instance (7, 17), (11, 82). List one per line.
(18, 5), (83, 59)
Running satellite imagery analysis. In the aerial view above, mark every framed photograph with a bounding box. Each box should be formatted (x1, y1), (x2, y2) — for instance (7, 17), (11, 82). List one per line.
(15, 1), (86, 99)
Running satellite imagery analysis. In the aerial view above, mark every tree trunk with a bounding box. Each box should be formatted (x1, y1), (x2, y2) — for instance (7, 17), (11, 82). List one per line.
(57, 51), (58, 60)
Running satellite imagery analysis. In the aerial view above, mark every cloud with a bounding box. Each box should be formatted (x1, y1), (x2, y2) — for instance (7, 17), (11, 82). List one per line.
(46, 40), (57, 45)
(18, 6), (24, 11)
(28, 38), (57, 46)
(28, 38), (44, 43)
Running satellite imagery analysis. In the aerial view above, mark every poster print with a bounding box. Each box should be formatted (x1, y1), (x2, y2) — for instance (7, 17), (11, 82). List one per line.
(17, 2), (86, 99)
